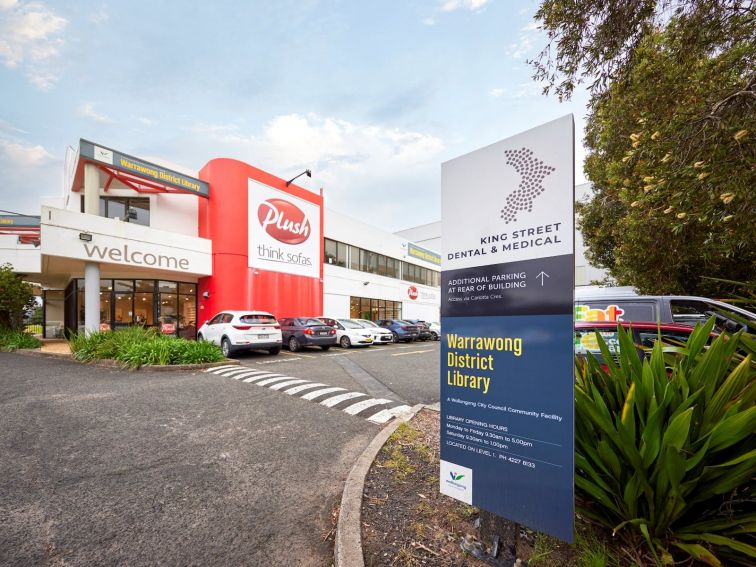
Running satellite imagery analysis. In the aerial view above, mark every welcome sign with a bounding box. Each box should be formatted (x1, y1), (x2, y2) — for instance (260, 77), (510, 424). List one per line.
(439, 115), (575, 542)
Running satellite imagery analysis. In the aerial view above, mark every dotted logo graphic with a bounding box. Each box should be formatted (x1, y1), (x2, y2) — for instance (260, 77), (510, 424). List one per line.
(501, 148), (556, 224)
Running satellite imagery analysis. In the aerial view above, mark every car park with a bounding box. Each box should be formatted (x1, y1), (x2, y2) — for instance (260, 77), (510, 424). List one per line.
(355, 319), (394, 344)
(317, 317), (374, 348)
(197, 311), (283, 357)
(279, 317), (337, 352)
(574, 320), (712, 366)
(575, 287), (756, 334)
(377, 319), (419, 343)
(403, 319), (432, 341)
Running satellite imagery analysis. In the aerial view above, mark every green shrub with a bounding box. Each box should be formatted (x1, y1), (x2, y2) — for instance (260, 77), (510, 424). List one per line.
(575, 319), (755, 566)
(68, 328), (223, 368)
(0, 328), (43, 351)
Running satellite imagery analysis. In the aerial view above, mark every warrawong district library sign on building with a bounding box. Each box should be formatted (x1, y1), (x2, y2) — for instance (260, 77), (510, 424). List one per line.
(439, 115), (575, 542)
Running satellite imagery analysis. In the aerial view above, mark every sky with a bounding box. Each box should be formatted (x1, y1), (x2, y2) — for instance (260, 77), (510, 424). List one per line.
(0, 0), (590, 232)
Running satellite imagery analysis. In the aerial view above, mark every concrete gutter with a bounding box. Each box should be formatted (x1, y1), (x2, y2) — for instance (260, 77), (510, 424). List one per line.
(14, 349), (240, 371)
(334, 403), (426, 567)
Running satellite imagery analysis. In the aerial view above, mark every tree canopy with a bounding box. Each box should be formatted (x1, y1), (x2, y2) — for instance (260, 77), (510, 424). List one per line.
(0, 263), (36, 330)
(532, 1), (755, 296)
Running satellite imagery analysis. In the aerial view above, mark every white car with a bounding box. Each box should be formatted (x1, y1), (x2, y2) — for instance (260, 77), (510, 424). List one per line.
(318, 317), (374, 348)
(355, 319), (394, 344)
(427, 321), (441, 341)
(198, 310), (282, 357)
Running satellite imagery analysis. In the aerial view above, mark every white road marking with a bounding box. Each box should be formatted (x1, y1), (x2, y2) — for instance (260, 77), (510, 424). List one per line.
(268, 379), (309, 391)
(242, 373), (282, 383)
(207, 365), (240, 373)
(259, 357), (301, 364)
(255, 375), (297, 386)
(219, 368), (261, 378)
(391, 350), (432, 357)
(320, 391), (367, 408)
(281, 350), (316, 359)
(367, 405), (413, 424)
(283, 383), (328, 395)
(342, 398), (392, 416)
(301, 387), (346, 401)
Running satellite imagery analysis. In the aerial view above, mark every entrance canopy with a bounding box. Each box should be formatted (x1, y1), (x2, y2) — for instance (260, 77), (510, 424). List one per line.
(69, 139), (210, 198)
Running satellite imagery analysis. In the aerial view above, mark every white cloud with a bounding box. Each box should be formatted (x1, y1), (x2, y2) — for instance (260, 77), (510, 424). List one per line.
(0, 138), (53, 167)
(137, 116), (154, 126)
(505, 21), (542, 60)
(489, 88), (505, 98)
(78, 103), (114, 124)
(422, 16), (437, 26)
(440, 0), (490, 12)
(0, 0), (67, 88)
(184, 113), (445, 229)
(89, 5), (109, 24)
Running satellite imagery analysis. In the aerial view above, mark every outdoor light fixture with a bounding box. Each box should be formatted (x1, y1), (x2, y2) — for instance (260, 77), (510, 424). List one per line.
(362, 281), (370, 286)
(79, 232), (92, 242)
(285, 169), (312, 186)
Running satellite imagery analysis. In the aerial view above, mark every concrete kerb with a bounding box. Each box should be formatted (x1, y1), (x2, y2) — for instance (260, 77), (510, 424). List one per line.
(13, 349), (241, 371)
(334, 402), (429, 567)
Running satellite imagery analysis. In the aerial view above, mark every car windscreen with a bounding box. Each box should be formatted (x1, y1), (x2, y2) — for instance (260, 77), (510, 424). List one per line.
(239, 314), (277, 324)
(302, 318), (325, 326)
(358, 320), (378, 327)
(338, 320), (363, 329)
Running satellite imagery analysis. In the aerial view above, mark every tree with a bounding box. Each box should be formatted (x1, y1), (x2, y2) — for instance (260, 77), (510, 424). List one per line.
(0, 263), (36, 330)
(532, 1), (755, 296)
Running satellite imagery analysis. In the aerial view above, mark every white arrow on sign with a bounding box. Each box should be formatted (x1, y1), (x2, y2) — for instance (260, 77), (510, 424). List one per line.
(536, 271), (550, 286)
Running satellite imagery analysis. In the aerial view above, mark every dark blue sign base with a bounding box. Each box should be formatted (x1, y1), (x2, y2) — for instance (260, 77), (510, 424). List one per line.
(440, 313), (574, 542)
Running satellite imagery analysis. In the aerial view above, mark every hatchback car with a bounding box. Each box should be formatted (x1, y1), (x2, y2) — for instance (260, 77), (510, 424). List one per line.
(198, 311), (282, 357)
(317, 317), (374, 348)
(403, 319), (432, 341)
(426, 321), (441, 341)
(377, 319), (419, 343)
(355, 319), (394, 344)
(279, 317), (337, 352)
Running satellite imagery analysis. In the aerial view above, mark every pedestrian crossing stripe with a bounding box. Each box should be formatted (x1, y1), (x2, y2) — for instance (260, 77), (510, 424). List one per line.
(205, 366), (409, 424)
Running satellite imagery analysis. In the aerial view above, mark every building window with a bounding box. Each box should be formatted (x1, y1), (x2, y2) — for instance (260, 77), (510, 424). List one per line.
(349, 296), (402, 321)
(92, 197), (151, 226)
(324, 238), (347, 267)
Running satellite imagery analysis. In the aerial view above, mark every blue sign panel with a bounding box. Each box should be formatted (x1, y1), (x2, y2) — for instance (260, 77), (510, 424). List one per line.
(440, 115), (575, 542)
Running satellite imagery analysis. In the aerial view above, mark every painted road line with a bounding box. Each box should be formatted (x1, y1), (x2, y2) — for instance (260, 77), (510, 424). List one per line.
(259, 357), (301, 364)
(281, 350), (316, 359)
(211, 367), (251, 376)
(242, 373), (283, 383)
(301, 387), (346, 401)
(207, 365), (239, 373)
(324, 352), (349, 357)
(255, 375), (298, 387)
(367, 405), (413, 424)
(234, 371), (272, 381)
(268, 379), (309, 391)
(391, 350), (433, 356)
(320, 391), (367, 408)
(342, 398), (392, 416)
(218, 368), (260, 379)
(283, 383), (328, 395)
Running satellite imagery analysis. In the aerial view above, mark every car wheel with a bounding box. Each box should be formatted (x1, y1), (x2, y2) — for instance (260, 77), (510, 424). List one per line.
(288, 336), (301, 352)
(340, 336), (351, 349)
(391, 332), (399, 343)
(321, 345), (331, 351)
(221, 337), (232, 358)
(269, 347), (281, 355)
(197, 333), (204, 341)
(430, 332), (438, 341)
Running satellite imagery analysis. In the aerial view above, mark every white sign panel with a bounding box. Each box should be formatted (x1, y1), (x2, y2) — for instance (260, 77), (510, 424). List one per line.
(442, 114), (574, 271)
(248, 180), (321, 279)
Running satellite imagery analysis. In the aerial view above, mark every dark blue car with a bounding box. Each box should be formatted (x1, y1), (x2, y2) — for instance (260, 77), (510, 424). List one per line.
(377, 319), (419, 343)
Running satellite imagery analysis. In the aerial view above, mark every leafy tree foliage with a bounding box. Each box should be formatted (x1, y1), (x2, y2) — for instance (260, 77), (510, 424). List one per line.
(532, 1), (755, 295)
(0, 263), (36, 330)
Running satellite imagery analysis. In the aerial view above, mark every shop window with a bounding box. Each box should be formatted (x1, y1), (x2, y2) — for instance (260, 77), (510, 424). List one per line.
(135, 292), (154, 326)
(114, 293), (133, 327)
(136, 280), (155, 292)
(159, 280), (177, 293)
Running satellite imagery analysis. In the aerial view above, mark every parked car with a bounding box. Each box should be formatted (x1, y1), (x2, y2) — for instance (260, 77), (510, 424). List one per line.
(403, 319), (432, 341)
(426, 321), (441, 341)
(376, 319), (419, 343)
(575, 287), (756, 334)
(574, 320), (713, 366)
(198, 311), (282, 357)
(278, 317), (337, 352)
(317, 317), (374, 348)
(355, 319), (394, 344)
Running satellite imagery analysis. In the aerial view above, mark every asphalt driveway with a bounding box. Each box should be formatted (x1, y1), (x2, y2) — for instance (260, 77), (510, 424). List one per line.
(0, 353), (377, 566)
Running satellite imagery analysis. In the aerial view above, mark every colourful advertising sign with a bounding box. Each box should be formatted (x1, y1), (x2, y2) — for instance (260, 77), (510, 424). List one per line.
(79, 139), (210, 198)
(407, 242), (441, 266)
(247, 179), (322, 279)
(440, 115), (575, 542)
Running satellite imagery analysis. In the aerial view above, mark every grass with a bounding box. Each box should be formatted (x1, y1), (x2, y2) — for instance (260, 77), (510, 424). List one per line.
(0, 328), (43, 351)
